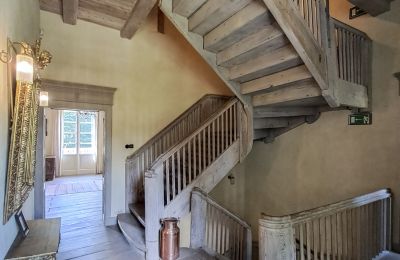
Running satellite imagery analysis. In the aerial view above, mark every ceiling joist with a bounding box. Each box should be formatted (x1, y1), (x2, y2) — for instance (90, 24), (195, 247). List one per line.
(62, 0), (79, 25)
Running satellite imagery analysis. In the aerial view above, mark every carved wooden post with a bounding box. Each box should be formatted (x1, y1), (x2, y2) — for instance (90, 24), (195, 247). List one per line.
(244, 227), (252, 260)
(145, 163), (164, 260)
(259, 217), (295, 260)
(190, 188), (207, 249)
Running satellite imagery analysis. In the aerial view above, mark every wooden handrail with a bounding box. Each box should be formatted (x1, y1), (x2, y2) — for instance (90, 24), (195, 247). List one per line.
(152, 98), (240, 168)
(259, 189), (392, 260)
(125, 94), (231, 210)
(191, 188), (252, 260)
(126, 94), (231, 161)
(193, 187), (251, 230)
(261, 189), (390, 225)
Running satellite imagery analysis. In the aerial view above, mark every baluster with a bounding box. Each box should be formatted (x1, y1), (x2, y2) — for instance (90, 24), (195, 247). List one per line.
(343, 210), (348, 259)
(166, 158), (170, 204)
(357, 206), (361, 260)
(221, 113), (225, 151)
(313, 219), (319, 260)
(233, 103), (237, 140)
(212, 121), (216, 161)
(331, 214), (337, 259)
(188, 139), (192, 184)
(225, 109), (229, 149)
(193, 136), (197, 179)
(198, 133), (202, 175)
(306, 221), (312, 260)
(177, 149), (181, 194)
(183, 144), (186, 189)
(208, 125), (211, 166)
(300, 224), (305, 260)
(171, 153), (176, 199)
(325, 216), (331, 260)
(229, 105), (233, 145)
(217, 115), (220, 156)
(203, 129), (206, 170)
(320, 217), (325, 260)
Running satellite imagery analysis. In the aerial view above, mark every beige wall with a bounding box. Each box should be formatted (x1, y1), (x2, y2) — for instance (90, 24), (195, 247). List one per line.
(40, 8), (231, 226)
(237, 0), (400, 248)
(0, 0), (40, 258)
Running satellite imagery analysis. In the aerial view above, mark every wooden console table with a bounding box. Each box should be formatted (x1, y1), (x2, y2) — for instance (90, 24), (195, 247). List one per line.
(6, 218), (61, 260)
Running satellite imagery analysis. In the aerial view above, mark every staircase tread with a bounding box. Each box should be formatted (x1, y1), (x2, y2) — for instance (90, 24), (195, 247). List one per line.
(374, 251), (400, 260)
(117, 213), (146, 253)
(129, 202), (145, 227)
(217, 23), (288, 67)
(178, 248), (217, 260)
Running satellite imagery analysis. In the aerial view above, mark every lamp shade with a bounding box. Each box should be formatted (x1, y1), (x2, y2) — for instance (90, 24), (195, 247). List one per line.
(16, 54), (34, 83)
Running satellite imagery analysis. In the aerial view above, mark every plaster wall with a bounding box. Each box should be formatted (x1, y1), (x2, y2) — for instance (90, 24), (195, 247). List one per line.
(242, 0), (400, 248)
(0, 0), (40, 258)
(39, 8), (231, 245)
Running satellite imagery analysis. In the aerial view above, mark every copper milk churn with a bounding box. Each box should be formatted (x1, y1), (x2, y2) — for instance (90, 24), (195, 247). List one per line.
(160, 218), (180, 260)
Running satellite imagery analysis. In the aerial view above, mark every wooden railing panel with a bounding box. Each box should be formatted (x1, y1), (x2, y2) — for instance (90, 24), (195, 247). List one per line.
(260, 189), (391, 260)
(191, 188), (252, 260)
(332, 18), (371, 87)
(125, 95), (230, 209)
(154, 99), (240, 207)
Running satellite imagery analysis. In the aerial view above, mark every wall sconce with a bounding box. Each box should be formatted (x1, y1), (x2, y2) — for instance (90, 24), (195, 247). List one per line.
(39, 91), (49, 106)
(16, 54), (34, 83)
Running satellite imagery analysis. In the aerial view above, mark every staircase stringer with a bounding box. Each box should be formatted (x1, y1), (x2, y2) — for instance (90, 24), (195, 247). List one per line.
(159, 0), (252, 108)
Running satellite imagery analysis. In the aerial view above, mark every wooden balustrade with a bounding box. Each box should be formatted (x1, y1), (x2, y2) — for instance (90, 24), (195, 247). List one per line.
(332, 18), (371, 87)
(259, 189), (392, 260)
(154, 99), (240, 206)
(125, 95), (231, 210)
(191, 188), (252, 260)
(291, 0), (328, 47)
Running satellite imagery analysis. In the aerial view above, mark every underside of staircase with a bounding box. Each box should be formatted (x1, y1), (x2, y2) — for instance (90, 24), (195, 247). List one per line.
(118, 0), (372, 259)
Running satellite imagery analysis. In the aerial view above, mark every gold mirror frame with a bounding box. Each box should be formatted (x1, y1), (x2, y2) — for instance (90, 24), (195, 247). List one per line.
(3, 38), (51, 223)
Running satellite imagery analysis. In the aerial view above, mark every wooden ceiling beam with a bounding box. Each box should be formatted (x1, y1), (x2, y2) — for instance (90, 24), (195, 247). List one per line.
(120, 0), (157, 39)
(62, 0), (79, 25)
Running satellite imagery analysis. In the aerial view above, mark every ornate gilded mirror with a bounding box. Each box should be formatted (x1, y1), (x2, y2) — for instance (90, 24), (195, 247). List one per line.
(1, 37), (52, 223)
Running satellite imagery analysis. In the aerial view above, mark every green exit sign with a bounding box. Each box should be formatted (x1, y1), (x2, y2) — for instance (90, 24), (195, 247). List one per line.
(348, 112), (372, 125)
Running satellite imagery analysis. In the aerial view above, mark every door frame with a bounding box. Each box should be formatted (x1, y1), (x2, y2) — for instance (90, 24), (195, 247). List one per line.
(34, 79), (116, 225)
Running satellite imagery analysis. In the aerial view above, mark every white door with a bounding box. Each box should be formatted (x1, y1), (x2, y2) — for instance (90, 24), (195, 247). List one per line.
(60, 110), (97, 176)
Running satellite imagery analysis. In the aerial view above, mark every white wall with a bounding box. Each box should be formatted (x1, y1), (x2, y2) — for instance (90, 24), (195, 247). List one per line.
(0, 0), (40, 258)
(39, 7), (231, 233)
(215, 0), (400, 248)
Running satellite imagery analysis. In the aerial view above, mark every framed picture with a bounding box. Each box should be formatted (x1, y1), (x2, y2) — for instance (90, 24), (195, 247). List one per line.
(15, 209), (29, 237)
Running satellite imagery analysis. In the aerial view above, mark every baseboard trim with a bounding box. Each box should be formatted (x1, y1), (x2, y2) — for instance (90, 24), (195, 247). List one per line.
(105, 216), (117, 226)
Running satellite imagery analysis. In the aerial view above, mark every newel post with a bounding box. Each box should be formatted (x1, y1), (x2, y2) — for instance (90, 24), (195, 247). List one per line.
(190, 188), (207, 249)
(259, 217), (295, 260)
(145, 163), (164, 260)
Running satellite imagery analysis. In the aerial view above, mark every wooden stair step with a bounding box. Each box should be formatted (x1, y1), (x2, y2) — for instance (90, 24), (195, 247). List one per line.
(253, 106), (319, 118)
(241, 65), (313, 95)
(172, 0), (207, 17)
(204, 1), (273, 52)
(117, 213), (146, 253)
(189, 0), (252, 35)
(252, 80), (322, 107)
(129, 202), (145, 227)
(229, 45), (303, 83)
(217, 23), (288, 67)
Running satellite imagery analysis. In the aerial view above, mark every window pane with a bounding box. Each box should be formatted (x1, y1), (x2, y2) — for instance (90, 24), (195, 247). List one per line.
(80, 123), (92, 133)
(80, 143), (92, 148)
(79, 112), (95, 122)
(80, 134), (92, 144)
(64, 111), (77, 122)
(63, 133), (76, 145)
(64, 122), (76, 133)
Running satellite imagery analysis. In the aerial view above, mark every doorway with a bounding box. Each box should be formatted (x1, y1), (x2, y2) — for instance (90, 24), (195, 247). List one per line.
(43, 108), (106, 226)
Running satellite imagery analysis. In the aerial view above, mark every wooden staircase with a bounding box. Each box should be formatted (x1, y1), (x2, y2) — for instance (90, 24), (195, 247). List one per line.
(118, 0), (373, 258)
(118, 95), (252, 259)
(161, 0), (372, 142)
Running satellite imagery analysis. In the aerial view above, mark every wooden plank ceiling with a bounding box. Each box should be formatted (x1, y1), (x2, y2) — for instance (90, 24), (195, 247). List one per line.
(39, 0), (158, 39)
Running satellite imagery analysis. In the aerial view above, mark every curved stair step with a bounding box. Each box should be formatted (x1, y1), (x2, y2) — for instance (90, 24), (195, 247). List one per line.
(117, 213), (146, 254)
(129, 202), (145, 227)
(173, 0), (207, 18)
